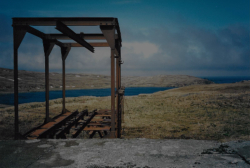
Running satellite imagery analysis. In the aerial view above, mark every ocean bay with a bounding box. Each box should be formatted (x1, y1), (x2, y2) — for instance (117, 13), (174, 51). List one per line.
(0, 87), (174, 105)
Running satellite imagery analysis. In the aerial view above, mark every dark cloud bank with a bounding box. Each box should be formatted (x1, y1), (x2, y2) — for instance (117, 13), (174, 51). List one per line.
(0, 13), (249, 76)
(122, 24), (249, 76)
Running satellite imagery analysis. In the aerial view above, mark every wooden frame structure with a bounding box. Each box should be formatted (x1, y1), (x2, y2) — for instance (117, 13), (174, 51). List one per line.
(12, 17), (123, 139)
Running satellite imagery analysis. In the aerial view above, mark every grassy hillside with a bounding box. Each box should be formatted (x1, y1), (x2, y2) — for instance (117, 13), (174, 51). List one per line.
(0, 81), (249, 141)
(0, 67), (213, 93)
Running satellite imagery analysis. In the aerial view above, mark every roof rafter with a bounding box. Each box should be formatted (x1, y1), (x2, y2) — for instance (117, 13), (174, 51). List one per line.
(56, 21), (94, 53)
(12, 17), (121, 44)
(12, 17), (122, 51)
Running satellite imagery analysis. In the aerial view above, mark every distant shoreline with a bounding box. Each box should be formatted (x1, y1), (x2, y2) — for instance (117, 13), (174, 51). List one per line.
(0, 87), (175, 105)
(200, 76), (250, 84)
(1, 67), (250, 95)
(0, 68), (213, 93)
(0, 79), (249, 95)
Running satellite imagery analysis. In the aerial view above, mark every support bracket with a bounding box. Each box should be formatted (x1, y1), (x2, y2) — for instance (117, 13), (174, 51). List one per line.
(13, 26), (27, 50)
(43, 40), (55, 57)
(61, 46), (71, 60)
(100, 25), (115, 49)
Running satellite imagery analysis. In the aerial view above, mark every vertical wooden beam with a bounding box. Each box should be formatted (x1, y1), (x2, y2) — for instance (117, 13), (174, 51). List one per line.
(45, 54), (50, 123)
(62, 59), (66, 113)
(13, 26), (26, 140)
(118, 50), (122, 89)
(101, 25), (117, 138)
(119, 51), (122, 137)
(119, 50), (122, 137)
(118, 50), (122, 138)
(116, 54), (120, 138)
(115, 38), (122, 138)
(110, 49), (116, 138)
(43, 40), (54, 123)
(14, 48), (19, 139)
(61, 46), (71, 113)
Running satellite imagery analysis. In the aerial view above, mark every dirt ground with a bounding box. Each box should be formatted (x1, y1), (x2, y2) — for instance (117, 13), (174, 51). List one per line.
(0, 139), (250, 167)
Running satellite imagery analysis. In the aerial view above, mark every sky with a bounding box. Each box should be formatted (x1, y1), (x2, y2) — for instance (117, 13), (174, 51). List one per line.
(0, 0), (249, 77)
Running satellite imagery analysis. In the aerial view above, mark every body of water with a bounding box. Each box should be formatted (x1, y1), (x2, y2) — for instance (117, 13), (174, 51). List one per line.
(0, 87), (174, 105)
(201, 76), (250, 84)
(1, 76), (249, 105)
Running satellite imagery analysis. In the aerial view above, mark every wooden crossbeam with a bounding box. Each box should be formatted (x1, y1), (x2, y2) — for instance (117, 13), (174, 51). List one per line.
(12, 17), (116, 26)
(70, 42), (109, 47)
(56, 21), (94, 52)
(47, 33), (119, 40)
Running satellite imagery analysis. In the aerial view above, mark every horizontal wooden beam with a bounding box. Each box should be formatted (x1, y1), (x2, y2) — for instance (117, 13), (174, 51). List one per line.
(70, 42), (109, 47)
(69, 42), (119, 56)
(49, 33), (105, 40)
(47, 33), (118, 40)
(12, 17), (116, 26)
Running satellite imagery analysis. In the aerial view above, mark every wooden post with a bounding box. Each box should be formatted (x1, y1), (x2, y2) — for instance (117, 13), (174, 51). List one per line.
(14, 48), (19, 139)
(110, 49), (116, 138)
(45, 54), (49, 122)
(116, 54), (120, 138)
(118, 50), (122, 138)
(43, 40), (54, 123)
(13, 26), (26, 139)
(61, 46), (71, 113)
(62, 59), (66, 113)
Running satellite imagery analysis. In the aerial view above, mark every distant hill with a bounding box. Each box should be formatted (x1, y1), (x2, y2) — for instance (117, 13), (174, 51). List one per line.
(0, 68), (213, 93)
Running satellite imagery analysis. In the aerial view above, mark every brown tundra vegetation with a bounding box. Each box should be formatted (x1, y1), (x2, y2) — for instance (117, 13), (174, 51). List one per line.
(0, 80), (249, 141)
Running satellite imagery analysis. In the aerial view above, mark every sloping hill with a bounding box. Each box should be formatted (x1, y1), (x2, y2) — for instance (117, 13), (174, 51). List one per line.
(0, 68), (213, 93)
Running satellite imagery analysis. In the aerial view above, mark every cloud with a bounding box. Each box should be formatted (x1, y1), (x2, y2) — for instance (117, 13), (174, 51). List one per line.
(123, 41), (159, 58)
(119, 24), (250, 76)
(0, 12), (249, 77)
(65, 47), (111, 74)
